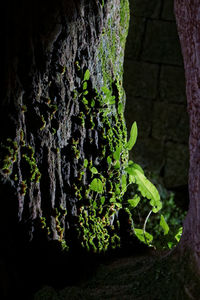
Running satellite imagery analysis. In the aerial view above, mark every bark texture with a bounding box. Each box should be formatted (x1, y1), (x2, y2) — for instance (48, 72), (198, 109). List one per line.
(174, 0), (200, 266)
(0, 0), (131, 297)
(0, 0), (130, 255)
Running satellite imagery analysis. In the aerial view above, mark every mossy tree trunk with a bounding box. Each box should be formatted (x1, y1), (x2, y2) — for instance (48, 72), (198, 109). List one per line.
(174, 1), (200, 269)
(0, 0), (130, 297)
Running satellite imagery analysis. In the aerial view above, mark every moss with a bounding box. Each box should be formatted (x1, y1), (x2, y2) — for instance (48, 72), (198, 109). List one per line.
(67, 63), (130, 252)
(40, 115), (46, 130)
(22, 146), (41, 183)
(0, 131), (41, 198)
(20, 180), (27, 195)
(0, 139), (19, 176)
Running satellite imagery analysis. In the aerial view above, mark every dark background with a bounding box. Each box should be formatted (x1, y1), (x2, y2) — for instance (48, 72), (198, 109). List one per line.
(124, 0), (189, 210)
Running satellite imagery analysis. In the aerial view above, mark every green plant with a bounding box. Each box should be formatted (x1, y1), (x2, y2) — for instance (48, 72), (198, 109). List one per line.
(123, 131), (186, 249)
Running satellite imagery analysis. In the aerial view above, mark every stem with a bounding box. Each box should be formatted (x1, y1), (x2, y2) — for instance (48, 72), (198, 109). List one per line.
(143, 209), (152, 244)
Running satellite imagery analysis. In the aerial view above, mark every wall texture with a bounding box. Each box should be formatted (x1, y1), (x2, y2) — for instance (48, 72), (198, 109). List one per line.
(124, 0), (189, 193)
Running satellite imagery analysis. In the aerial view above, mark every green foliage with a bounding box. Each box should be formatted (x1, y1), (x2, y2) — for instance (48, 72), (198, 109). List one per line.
(127, 195), (140, 208)
(160, 214), (169, 235)
(126, 121), (138, 150)
(90, 178), (104, 194)
(134, 228), (153, 245)
(126, 163), (162, 213)
(83, 69), (90, 81)
(126, 171), (186, 249)
(101, 86), (116, 105)
(122, 122), (185, 249)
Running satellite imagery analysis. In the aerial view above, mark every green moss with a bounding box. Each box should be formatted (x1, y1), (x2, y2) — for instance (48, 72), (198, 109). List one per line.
(22, 146), (41, 183)
(68, 63), (130, 252)
(20, 180), (27, 195)
(40, 115), (46, 130)
(0, 139), (19, 176)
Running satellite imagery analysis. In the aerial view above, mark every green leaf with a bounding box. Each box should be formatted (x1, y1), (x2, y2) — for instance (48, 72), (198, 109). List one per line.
(121, 174), (127, 192)
(84, 159), (88, 168)
(113, 146), (122, 161)
(126, 122), (138, 150)
(107, 156), (112, 165)
(110, 198), (115, 203)
(125, 162), (144, 175)
(115, 183), (121, 195)
(90, 178), (104, 193)
(84, 69), (90, 81)
(91, 167), (98, 174)
(134, 228), (153, 245)
(131, 163), (144, 174)
(126, 166), (162, 213)
(91, 99), (95, 107)
(115, 202), (122, 208)
(160, 214), (169, 235)
(82, 97), (88, 105)
(128, 195), (140, 208)
(93, 201), (97, 209)
(83, 82), (88, 90)
(101, 86), (111, 95)
(108, 95), (115, 105)
(118, 103), (123, 114)
(100, 196), (105, 205)
(175, 227), (183, 242)
(114, 160), (120, 169)
(167, 242), (174, 249)
(129, 175), (135, 184)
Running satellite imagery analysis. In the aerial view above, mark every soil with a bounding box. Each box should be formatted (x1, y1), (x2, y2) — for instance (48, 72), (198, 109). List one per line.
(34, 249), (200, 300)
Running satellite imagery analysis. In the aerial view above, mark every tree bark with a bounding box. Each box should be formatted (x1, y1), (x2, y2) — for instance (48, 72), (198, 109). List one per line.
(174, 0), (200, 267)
(0, 0), (130, 297)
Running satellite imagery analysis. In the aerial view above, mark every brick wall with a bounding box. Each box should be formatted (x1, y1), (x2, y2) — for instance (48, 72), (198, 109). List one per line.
(124, 0), (189, 192)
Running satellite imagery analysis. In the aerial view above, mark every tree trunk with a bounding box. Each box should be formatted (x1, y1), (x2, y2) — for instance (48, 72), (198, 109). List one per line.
(0, 0), (130, 297)
(174, 1), (200, 268)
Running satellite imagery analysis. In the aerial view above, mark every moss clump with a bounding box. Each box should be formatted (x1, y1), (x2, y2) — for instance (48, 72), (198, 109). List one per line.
(61, 62), (130, 252)
(0, 139), (18, 175)
(22, 146), (41, 183)
(0, 131), (41, 199)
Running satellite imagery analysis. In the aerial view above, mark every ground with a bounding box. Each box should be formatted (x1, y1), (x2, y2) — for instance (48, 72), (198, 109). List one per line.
(34, 249), (200, 300)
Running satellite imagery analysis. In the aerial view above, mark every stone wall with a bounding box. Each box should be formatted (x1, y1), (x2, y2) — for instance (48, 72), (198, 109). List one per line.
(124, 0), (189, 193)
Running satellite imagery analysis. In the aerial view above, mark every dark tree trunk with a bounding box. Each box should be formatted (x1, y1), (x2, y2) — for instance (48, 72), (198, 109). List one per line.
(0, 0), (130, 297)
(174, 1), (200, 268)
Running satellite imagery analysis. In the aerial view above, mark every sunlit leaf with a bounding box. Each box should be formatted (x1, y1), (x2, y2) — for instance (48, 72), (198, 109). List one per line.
(125, 166), (162, 213)
(118, 102), (123, 114)
(100, 196), (105, 205)
(115, 202), (122, 208)
(108, 95), (115, 105)
(107, 156), (112, 165)
(126, 122), (138, 150)
(175, 227), (183, 242)
(128, 195), (140, 208)
(101, 86), (111, 95)
(134, 228), (153, 245)
(114, 160), (120, 169)
(113, 146), (122, 161)
(121, 174), (127, 192)
(160, 214), (169, 235)
(110, 198), (115, 203)
(83, 69), (90, 81)
(90, 178), (104, 193)
(125, 161), (144, 175)
(91, 167), (98, 174)
(83, 82), (88, 90)
(84, 159), (88, 168)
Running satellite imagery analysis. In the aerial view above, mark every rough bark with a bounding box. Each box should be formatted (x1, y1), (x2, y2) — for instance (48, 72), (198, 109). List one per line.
(174, 0), (200, 267)
(0, 0), (131, 297)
